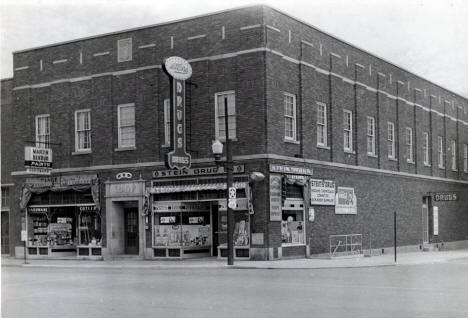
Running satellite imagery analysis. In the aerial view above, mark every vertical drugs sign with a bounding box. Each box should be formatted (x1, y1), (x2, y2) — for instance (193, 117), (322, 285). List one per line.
(163, 56), (193, 169)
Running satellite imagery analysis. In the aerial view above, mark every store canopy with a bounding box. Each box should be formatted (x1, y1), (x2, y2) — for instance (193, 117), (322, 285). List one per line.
(150, 181), (247, 194)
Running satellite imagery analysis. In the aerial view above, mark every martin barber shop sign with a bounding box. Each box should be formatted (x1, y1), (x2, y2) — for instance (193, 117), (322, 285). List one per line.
(163, 56), (192, 170)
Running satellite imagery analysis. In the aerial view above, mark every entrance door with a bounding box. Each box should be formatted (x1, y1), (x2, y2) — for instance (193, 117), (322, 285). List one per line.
(124, 208), (139, 254)
(212, 204), (219, 256)
(1, 212), (9, 255)
(422, 197), (429, 244)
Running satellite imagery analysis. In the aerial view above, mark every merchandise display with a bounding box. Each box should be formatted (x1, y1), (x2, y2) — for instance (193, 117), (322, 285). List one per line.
(281, 219), (304, 244)
(29, 214), (49, 247)
(78, 212), (102, 246)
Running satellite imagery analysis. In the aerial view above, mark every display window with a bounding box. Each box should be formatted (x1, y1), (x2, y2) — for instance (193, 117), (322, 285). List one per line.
(153, 211), (211, 248)
(78, 211), (102, 246)
(218, 210), (250, 247)
(281, 209), (305, 245)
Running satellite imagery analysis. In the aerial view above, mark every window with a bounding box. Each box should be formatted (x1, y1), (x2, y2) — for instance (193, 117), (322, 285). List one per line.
(163, 99), (171, 146)
(75, 109), (91, 152)
(451, 140), (457, 171)
(118, 104), (135, 148)
(367, 116), (376, 156)
(464, 144), (468, 172)
(423, 132), (430, 166)
(438, 136), (444, 168)
(1, 188), (9, 209)
(35, 114), (50, 148)
(117, 38), (132, 62)
(215, 91), (236, 140)
(343, 110), (353, 152)
(316, 102), (327, 147)
(406, 127), (413, 162)
(387, 122), (395, 159)
(284, 93), (297, 141)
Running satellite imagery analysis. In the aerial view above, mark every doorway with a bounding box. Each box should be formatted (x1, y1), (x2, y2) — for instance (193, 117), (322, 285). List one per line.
(422, 197), (429, 244)
(124, 208), (139, 254)
(1, 212), (9, 255)
(211, 204), (219, 256)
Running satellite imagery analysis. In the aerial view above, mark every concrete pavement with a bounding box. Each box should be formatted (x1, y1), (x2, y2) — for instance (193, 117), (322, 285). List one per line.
(3, 249), (468, 269)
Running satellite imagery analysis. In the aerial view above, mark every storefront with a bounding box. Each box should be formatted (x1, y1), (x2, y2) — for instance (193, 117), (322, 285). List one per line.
(150, 166), (251, 259)
(20, 174), (102, 259)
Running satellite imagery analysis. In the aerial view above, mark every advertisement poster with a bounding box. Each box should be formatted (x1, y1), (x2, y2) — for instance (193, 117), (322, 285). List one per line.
(269, 174), (282, 221)
(335, 187), (357, 214)
(308, 207), (315, 222)
(310, 179), (336, 205)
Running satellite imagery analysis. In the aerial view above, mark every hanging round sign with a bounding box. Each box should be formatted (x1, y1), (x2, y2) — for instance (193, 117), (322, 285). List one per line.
(163, 56), (192, 80)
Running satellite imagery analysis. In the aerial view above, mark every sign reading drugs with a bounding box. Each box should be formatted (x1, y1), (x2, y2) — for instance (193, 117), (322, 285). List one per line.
(163, 57), (192, 170)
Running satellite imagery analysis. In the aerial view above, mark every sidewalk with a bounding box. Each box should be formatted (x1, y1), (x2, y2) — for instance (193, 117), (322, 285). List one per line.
(2, 249), (468, 270)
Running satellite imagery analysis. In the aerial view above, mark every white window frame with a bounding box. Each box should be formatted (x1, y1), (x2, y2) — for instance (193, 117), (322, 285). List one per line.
(451, 139), (457, 171)
(343, 110), (353, 152)
(316, 102), (327, 147)
(117, 38), (132, 63)
(438, 136), (444, 169)
(464, 144), (468, 173)
(367, 116), (376, 156)
(406, 127), (413, 163)
(214, 91), (236, 141)
(117, 103), (136, 148)
(284, 93), (297, 142)
(387, 122), (395, 159)
(423, 132), (430, 166)
(74, 109), (91, 152)
(163, 99), (171, 147)
(35, 114), (50, 148)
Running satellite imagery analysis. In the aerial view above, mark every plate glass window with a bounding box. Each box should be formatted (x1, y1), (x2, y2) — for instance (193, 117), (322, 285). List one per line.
(215, 91), (236, 141)
(316, 102), (327, 147)
(423, 132), (430, 165)
(438, 136), (444, 168)
(387, 122), (395, 159)
(284, 93), (297, 141)
(75, 110), (91, 151)
(451, 140), (457, 171)
(117, 38), (132, 63)
(118, 104), (135, 148)
(367, 116), (375, 155)
(1, 188), (9, 209)
(406, 127), (413, 162)
(163, 99), (171, 146)
(35, 114), (50, 148)
(343, 110), (353, 152)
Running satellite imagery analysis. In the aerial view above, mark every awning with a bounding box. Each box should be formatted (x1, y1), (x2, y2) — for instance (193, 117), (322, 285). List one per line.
(150, 182), (247, 194)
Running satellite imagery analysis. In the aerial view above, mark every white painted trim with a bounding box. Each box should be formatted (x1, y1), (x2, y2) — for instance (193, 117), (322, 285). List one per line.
(170, 36), (174, 49)
(288, 30), (291, 43)
(79, 51), (83, 65)
(369, 64), (372, 76)
(319, 43), (323, 56)
(14, 66), (29, 71)
(397, 80), (405, 85)
(187, 34), (206, 40)
(346, 55), (349, 67)
(113, 69), (136, 76)
(93, 51), (110, 57)
(355, 63), (365, 69)
(138, 43), (156, 49)
(240, 24), (262, 31)
(52, 59), (67, 64)
(221, 26), (225, 40)
(39, 59), (43, 71)
(266, 25), (280, 32)
(378, 72), (386, 77)
(331, 53), (341, 59)
(414, 88), (422, 92)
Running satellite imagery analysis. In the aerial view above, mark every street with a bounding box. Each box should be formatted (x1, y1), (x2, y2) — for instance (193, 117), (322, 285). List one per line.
(2, 259), (468, 318)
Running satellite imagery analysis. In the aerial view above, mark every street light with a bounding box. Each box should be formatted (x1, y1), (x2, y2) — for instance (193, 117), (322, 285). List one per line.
(211, 97), (234, 265)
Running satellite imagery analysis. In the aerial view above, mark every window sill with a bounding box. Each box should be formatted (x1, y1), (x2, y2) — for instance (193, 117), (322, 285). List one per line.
(72, 150), (91, 155)
(407, 160), (415, 164)
(282, 243), (306, 247)
(388, 157), (398, 161)
(161, 144), (170, 148)
(367, 153), (378, 158)
(438, 166), (445, 170)
(284, 138), (300, 144)
(218, 138), (238, 142)
(452, 169), (458, 172)
(344, 149), (355, 154)
(115, 146), (136, 152)
(424, 163), (431, 167)
(317, 144), (330, 150)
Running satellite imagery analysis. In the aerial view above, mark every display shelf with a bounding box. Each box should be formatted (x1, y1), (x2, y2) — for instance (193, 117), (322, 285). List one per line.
(217, 245), (250, 259)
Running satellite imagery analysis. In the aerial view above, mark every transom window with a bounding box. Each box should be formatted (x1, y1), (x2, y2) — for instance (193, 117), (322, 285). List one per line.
(387, 122), (395, 159)
(316, 102), (327, 147)
(75, 109), (91, 152)
(215, 91), (236, 141)
(35, 114), (50, 148)
(367, 116), (375, 156)
(343, 110), (353, 152)
(118, 104), (135, 148)
(284, 93), (297, 141)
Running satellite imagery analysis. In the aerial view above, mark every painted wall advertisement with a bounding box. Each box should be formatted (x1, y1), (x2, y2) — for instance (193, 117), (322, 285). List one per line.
(310, 179), (335, 205)
(335, 187), (357, 215)
(269, 174), (282, 221)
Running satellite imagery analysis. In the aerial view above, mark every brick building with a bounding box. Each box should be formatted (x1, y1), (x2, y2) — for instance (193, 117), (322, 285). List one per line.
(1, 5), (467, 260)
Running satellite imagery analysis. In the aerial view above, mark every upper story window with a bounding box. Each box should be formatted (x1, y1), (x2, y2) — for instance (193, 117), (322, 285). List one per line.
(343, 110), (353, 152)
(117, 38), (132, 63)
(215, 91), (236, 141)
(284, 93), (297, 142)
(438, 136), (444, 169)
(406, 127), (413, 163)
(464, 144), (468, 173)
(163, 99), (171, 146)
(387, 122), (395, 159)
(451, 139), (457, 171)
(1, 187), (9, 209)
(118, 104), (135, 148)
(367, 116), (375, 156)
(423, 132), (430, 166)
(35, 114), (50, 148)
(316, 102), (327, 147)
(75, 109), (91, 152)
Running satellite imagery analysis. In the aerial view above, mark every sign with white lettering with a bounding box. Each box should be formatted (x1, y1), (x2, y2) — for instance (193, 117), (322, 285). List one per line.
(269, 164), (313, 176)
(28, 207), (49, 213)
(152, 202), (210, 213)
(108, 182), (143, 197)
(25, 146), (53, 174)
(433, 206), (439, 235)
(308, 207), (315, 222)
(433, 192), (458, 202)
(269, 174), (282, 221)
(152, 165), (244, 178)
(25, 174), (97, 188)
(78, 205), (97, 212)
(116, 172), (133, 180)
(163, 56), (192, 170)
(335, 187), (357, 215)
(310, 179), (336, 205)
